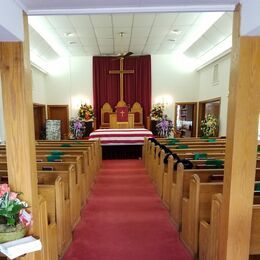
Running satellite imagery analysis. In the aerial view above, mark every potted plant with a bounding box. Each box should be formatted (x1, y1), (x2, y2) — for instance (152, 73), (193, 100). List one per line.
(0, 184), (31, 243)
(78, 104), (95, 121)
(69, 118), (86, 139)
(156, 115), (174, 137)
(150, 103), (164, 135)
(201, 114), (219, 137)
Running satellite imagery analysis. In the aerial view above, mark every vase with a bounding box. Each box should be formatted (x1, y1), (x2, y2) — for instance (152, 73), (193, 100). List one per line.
(0, 224), (26, 243)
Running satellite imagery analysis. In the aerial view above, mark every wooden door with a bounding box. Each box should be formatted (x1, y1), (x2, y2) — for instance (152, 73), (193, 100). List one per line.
(33, 104), (46, 140)
(47, 105), (69, 139)
(175, 102), (197, 137)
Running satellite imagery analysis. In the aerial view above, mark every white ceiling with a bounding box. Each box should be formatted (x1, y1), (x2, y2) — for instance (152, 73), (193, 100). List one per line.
(29, 12), (232, 61)
(17, 0), (239, 15)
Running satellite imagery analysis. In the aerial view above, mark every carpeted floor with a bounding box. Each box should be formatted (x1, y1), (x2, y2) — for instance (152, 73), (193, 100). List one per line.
(62, 160), (192, 260)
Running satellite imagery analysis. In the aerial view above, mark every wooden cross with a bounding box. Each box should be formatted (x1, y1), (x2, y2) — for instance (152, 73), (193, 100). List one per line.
(109, 57), (134, 101)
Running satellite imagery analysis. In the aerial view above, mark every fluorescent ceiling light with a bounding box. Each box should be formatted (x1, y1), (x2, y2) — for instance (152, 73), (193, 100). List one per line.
(174, 12), (225, 55)
(28, 16), (70, 57)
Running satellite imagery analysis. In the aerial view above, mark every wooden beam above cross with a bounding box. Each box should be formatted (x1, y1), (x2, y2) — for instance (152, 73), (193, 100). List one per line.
(109, 57), (134, 102)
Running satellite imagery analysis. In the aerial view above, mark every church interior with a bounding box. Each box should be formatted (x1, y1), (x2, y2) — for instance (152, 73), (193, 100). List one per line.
(0, 0), (260, 259)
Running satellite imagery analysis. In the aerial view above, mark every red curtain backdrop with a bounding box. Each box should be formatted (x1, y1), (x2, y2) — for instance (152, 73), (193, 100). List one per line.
(93, 55), (151, 128)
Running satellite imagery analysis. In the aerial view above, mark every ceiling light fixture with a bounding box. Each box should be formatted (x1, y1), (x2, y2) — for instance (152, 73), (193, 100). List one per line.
(171, 29), (181, 35)
(64, 32), (74, 37)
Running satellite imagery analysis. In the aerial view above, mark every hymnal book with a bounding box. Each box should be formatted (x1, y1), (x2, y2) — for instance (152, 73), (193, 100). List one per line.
(0, 236), (42, 259)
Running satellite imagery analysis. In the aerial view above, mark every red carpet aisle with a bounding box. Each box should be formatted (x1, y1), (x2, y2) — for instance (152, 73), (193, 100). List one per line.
(63, 160), (192, 260)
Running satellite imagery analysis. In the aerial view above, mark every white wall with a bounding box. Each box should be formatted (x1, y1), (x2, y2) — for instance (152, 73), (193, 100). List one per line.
(152, 55), (199, 120)
(45, 56), (93, 118)
(198, 54), (231, 136)
(32, 67), (47, 104)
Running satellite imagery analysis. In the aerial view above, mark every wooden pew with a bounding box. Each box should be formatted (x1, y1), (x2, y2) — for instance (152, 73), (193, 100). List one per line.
(199, 193), (260, 260)
(36, 141), (101, 173)
(181, 174), (260, 257)
(38, 175), (72, 256)
(169, 165), (260, 231)
(37, 163), (81, 229)
(37, 194), (58, 260)
(0, 154), (89, 207)
(0, 170), (71, 257)
(0, 162), (80, 229)
(0, 145), (96, 188)
(36, 139), (102, 169)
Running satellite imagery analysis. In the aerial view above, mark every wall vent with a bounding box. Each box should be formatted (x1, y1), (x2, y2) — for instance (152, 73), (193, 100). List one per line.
(212, 63), (219, 86)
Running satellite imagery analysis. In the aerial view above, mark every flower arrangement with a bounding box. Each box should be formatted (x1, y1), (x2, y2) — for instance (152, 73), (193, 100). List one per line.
(201, 114), (219, 137)
(78, 104), (95, 121)
(69, 118), (86, 139)
(0, 184), (31, 235)
(150, 103), (164, 121)
(156, 116), (174, 137)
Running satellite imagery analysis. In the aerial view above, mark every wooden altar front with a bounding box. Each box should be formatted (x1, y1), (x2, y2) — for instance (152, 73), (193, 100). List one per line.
(109, 113), (135, 128)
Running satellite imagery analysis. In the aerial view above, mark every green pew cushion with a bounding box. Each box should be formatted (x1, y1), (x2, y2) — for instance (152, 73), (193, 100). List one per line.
(176, 144), (189, 149)
(255, 183), (260, 191)
(205, 159), (224, 168)
(60, 143), (72, 147)
(194, 153), (208, 160)
(207, 139), (217, 143)
(47, 155), (61, 162)
(167, 138), (180, 145)
(51, 150), (64, 156)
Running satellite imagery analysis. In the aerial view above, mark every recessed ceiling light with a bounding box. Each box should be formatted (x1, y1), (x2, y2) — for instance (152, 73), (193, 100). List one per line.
(171, 29), (181, 35)
(64, 32), (74, 37)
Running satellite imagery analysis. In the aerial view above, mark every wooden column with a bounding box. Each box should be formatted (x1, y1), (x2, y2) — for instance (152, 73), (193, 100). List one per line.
(0, 14), (39, 259)
(219, 6), (260, 260)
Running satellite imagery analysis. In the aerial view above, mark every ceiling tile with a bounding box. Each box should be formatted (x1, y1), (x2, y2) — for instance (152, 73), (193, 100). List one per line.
(149, 27), (168, 38)
(46, 16), (74, 30)
(90, 15), (112, 27)
(173, 13), (200, 26)
(146, 36), (163, 45)
(94, 28), (113, 38)
(153, 13), (178, 27)
(131, 27), (151, 38)
(131, 37), (147, 45)
(133, 14), (155, 27)
(99, 46), (114, 54)
(97, 38), (114, 46)
(130, 45), (145, 53)
(69, 15), (92, 28)
(112, 14), (133, 27)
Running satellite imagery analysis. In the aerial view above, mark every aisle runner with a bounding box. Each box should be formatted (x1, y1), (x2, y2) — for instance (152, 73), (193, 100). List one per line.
(63, 160), (192, 260)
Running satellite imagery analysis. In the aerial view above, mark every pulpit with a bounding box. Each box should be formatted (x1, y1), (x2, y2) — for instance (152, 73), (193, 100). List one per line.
(109, 101), (134, 128)
(109, 113), (134, 128)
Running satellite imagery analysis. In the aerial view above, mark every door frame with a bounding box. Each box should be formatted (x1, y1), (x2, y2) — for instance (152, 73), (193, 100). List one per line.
(174, 102), (198, 137)
(198, 97), (221, 137)
(47, 105), (69, 139)
(33, 103), (46, 140)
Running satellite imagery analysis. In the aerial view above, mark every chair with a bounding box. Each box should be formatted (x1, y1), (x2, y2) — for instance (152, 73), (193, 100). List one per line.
(101, 102), (113, 128)
(131, 102), (143, 128)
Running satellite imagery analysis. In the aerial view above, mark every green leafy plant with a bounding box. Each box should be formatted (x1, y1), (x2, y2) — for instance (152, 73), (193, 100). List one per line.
(201, 114), (219, 137)
(0, 184), (30, 227)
